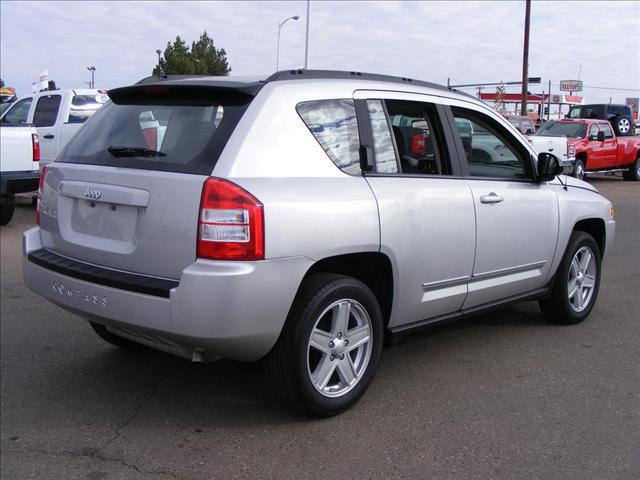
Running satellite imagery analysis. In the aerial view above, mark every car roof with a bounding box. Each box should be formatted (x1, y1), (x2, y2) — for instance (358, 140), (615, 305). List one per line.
(133, 69), (473, 100)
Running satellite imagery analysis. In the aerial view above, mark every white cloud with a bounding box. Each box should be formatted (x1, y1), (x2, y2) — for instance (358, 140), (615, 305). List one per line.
(0, 0), (638, 103)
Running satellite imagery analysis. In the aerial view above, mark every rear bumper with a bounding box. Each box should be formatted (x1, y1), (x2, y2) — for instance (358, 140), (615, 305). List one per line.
(0, 170), (39, 196)
(23, 227), (313, 361)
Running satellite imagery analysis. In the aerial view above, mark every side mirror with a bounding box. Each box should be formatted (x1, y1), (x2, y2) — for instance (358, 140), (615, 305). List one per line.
(597, 131), (605, 142)
(536, 152), (563, 182)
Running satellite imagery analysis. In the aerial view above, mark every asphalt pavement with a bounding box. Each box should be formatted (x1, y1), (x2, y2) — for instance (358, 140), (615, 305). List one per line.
(1, 176), (639, 480)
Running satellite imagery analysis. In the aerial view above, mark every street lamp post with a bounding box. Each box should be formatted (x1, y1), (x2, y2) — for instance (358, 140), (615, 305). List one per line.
(87, 66), (96, 89)
(304, 0), (310, 69)
(276, 15), (299, 71)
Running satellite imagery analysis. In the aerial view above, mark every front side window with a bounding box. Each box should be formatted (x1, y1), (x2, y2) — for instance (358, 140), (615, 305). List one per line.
(452, 107), (530, 180)
(33, 95), (62, 127)
(1, 97), (32, 124)
(588, 124), (599, 140)
(297, 99), (360, 175)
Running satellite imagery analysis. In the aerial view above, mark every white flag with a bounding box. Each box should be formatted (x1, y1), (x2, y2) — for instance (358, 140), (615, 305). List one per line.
(31, 69), (49, 93)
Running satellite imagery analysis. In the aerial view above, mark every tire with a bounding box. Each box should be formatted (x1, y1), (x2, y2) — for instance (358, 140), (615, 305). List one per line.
(90, 322), (146, 350)
(622, 154), (640, 181)
(539, 231), (601, 325)
(0, 201), (15, 226)
(573, 158), (585, 180)
(614, 116), (632, 136)
(265, 273), (383, 417)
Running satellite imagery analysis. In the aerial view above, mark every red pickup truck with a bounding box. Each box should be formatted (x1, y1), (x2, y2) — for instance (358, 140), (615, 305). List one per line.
(536, 119), (639, 181)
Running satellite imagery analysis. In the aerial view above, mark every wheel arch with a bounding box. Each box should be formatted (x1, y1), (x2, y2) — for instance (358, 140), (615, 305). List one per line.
(573, 218), (606, 257)
(576, 151), (587, 168)
(301, 252), (394, 330)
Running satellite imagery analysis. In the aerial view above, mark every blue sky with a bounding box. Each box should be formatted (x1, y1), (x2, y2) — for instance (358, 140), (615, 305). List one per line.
(1, 1), (638, 104)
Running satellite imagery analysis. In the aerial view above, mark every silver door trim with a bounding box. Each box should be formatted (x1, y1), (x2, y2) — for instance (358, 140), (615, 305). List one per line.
(472, 260), (547, 281)
(422, 275), (471, 292)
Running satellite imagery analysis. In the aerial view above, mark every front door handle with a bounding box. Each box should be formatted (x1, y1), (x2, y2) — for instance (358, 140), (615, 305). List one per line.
(43, 134), (55, 139)
(480, 192), (504, 204)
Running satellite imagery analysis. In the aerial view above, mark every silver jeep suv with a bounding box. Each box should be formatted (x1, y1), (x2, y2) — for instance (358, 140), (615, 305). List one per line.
(23, 70), (615, 416)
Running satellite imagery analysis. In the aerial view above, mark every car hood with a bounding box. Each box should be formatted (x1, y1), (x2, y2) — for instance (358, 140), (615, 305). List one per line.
(549, 175), (598, 193)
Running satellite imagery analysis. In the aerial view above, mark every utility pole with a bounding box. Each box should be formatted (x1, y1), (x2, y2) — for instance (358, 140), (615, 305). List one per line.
(520, 0), (531, 116)
(547, 79), (551, 121)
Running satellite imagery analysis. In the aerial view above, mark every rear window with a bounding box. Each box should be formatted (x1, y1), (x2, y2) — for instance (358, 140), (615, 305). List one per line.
(59, 88), (251, 175)
(536, 122), (587, 138)
(67, 94), (108, 123)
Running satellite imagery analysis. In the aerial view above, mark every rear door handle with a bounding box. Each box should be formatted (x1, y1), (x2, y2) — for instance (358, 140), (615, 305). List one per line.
(480, 192), (504, 204)
(43, 134), (55, 139)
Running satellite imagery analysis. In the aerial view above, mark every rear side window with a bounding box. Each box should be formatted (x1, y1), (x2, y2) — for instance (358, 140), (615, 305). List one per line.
(382, 99), (451, 176)
(33, 95), (62, 127)
(297, 99), (361, 175)
(59, 88), (251, 175)
(67, 94), (108, 123)
(601, 123), (614, 138)
(1, 97), (32, 124)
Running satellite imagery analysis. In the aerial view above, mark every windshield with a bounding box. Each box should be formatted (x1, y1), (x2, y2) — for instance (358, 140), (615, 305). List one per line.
(536, 122), (587, 138)
(60, 94), (250, 175)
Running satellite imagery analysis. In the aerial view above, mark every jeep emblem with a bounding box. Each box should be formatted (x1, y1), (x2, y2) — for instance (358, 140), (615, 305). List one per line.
(83, 187), (102, 200)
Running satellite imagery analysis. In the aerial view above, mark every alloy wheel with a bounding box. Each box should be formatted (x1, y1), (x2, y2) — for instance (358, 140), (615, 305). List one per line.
(618, 118), (630, 134)
(307, 299), (373, 398)
(567, 246), (597, 313)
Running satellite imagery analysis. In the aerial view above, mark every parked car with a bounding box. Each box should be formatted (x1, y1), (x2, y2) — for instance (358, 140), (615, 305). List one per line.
(0, 89), (109, 167)
(0, 123), (39, 224)
(505, 115), (536, 134)
(23, 70), (615, 417)
(567, 103), (634, 136)
(537, 119), (640, 180)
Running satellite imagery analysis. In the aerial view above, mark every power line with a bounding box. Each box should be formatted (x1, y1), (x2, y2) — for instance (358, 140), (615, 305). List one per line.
(581, 85), (640, 92)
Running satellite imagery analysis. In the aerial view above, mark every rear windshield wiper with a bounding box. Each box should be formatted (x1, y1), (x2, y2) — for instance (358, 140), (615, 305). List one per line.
(107, 146), (167, 157)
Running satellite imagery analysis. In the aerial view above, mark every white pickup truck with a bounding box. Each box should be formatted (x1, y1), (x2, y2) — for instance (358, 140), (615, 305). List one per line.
(0, 89), (108, 167)
(528, 134), (576, 173)
(0, 124), (39, 224)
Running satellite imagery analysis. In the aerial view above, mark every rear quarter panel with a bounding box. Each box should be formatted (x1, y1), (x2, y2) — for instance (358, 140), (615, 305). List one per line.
(0, 124), (37, 172)
(616, 136), (640, 166)
(213, 82), (380, 261)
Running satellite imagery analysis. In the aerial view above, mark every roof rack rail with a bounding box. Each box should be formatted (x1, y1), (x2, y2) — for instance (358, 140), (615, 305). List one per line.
(264, 69), (467, 96)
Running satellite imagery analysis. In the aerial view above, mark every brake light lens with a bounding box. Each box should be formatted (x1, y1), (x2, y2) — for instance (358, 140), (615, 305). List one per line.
(197, 178), (264, 261)
(411, 134), (426, 156)
(36, 166), (47, 225)
(32, 134), (40, 163)
(567, 143), (576, 158)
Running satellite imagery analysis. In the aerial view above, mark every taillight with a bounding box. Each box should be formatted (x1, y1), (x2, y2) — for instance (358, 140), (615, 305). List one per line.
(32, 134), (40, 163)
(197, 178), (264, 261)
(411, 134), (426, 156)
(36, 166), (47, 225)
(567, 143), (576, 158)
